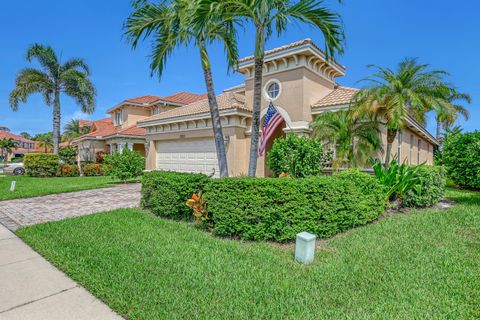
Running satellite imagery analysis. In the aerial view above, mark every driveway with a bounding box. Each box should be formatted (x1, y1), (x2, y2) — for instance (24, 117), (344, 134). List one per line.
(0, 183), (141, 231)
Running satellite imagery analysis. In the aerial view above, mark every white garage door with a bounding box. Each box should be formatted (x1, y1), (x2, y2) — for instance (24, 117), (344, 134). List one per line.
(156, 138), (220, 177)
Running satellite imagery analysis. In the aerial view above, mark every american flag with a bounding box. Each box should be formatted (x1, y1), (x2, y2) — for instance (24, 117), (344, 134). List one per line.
(258, 103), (285, 156)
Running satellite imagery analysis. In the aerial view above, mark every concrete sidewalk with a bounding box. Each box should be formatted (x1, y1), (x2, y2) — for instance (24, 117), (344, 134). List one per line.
(0, 224), (122, 320)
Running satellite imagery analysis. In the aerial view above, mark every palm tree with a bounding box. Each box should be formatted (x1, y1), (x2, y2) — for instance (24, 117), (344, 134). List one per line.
(0, 138), (17, 161)
(311, 109), (382, 169)
(9, 44), (96, 154)
(211, 0), (344, 176)
(63, 119), (92, 140)
(125, 0), (238, 177)
(354, 58), (454, 165)
(434, 90), (470, 143)
(34, 132), (54, 153)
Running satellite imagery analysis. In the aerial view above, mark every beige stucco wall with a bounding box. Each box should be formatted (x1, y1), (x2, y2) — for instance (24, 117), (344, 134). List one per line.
(119, 106), (151, 129)
(379, 127), (434, 165)
(77, 140), (107, 162)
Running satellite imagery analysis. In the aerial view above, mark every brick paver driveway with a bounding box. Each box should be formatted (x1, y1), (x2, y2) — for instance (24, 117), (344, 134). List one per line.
(0, 183), (141, 231)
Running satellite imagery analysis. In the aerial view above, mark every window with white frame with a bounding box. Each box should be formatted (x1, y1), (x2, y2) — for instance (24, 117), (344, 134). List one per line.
(409, 134), (414, 164)
(417, 139), (421, 164)
(397, 131), (402, 162)
(114, 111), (122, 125)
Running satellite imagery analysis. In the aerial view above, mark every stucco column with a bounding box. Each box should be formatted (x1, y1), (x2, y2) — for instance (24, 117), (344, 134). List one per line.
(126, 142), (133, 151)
(117, 142), (125, 153)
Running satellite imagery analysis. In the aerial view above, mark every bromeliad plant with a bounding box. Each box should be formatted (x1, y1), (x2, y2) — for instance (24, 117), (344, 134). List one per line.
(186, 192), (208, 223)
(371, 158), (426, 204)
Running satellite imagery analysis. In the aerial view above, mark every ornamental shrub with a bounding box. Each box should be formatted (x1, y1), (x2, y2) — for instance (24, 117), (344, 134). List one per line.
(403, 166), (446, 208)
(58, 164), (79, 177)
(141, 171), (209, 219)
(58, 146), (77, 165)
(24, 153), (59, 177)
(95, 150), (108, 164)
(442, 131), (480, 189)
(204, 173), (386, 242)
(267, 134), (329, 178)
(83, 163), (105, 176)
(103, 149), (144, 181)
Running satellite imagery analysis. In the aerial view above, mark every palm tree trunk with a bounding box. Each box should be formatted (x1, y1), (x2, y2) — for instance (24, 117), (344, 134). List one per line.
(247, 26), (266, 177)
(435, 116), (442, 145)
(385, 128), (397, 166)
(199, 43), (229, 177)
(52, 90), (61, 154)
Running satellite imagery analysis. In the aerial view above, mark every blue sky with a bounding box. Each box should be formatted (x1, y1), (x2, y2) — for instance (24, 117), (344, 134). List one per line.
(0, 0), (478, 136)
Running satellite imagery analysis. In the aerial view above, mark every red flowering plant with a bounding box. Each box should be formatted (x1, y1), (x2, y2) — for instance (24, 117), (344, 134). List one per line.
(186, 192), (208, 223)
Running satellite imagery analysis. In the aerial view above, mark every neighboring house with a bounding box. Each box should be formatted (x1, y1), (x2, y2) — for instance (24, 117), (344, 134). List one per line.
(77, 38), (438, 177)
(0, 131), (37, 161)
(72, 92), (207, 161)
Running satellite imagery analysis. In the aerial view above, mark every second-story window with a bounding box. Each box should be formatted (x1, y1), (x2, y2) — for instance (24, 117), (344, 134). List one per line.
(115, 111), (122, 125)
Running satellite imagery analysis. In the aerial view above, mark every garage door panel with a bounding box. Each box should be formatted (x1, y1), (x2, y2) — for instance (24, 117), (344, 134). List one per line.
(156, 138), (219, 177)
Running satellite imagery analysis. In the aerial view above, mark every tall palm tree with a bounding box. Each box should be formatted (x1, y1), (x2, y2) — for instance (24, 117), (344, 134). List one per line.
(34, 133), (54, 153)
(434, 90), (470, 143)
(9, 44), (96, 154)
(311, 109), (382, 169)
(211, 0), (344, 176)
(125, 0), (238, 177)
(354, 58), (454, 165)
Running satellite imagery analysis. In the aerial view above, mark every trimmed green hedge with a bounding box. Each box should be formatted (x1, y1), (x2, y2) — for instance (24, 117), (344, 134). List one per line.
(24, 153), (59, 177)
(204, 170), (387, 242)
(141, 171), (209, 219)
(403, 166), (446, 208)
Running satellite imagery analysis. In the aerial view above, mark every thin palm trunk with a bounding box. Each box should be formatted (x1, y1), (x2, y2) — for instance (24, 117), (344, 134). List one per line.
(385, 129), (397, 166)
(200, 44), (229, 177)
(435, 115), (442, 143)
(53, 90), (61, 154)
(247, 27), (265, 177)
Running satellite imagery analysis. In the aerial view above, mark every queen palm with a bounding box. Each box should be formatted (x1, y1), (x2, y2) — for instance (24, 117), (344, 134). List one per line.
(125, 0), (238, 177)
(9, 44), (96, 154)
(354, 58), (455, 165)
(311, 109), (381, 169)
(34, 132), (54, 153)
(208, 0), (344, 176)
(63, 119), (92, 141)
(434, 90), (470, 143)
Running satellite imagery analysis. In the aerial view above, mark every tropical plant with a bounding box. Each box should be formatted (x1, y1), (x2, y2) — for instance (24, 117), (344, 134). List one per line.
(207, 0), (344, 176)
(311, 109), (381, 169)
(354, 58), (456, 165)
(34, 132), (54, 153)
(0, 138), (17, 160)
(9, 44), (96, 154)
(125, 0), (238, 177)
(267, 134), (328, 178)
(63, 119), (92, 140)
(19, 132), (32, 140)
(434, 90), (470, 143)
(371, 158), (426, 204)
(186, 192), (209, 223)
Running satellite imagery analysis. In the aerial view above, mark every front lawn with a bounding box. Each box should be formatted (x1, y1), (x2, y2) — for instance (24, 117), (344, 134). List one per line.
(17, 189), (480, 319)
(0, 176), (119, 201)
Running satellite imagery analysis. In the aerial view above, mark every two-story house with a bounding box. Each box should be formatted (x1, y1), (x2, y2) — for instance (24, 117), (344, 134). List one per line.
(0, 131), (36, 161)
(76, 39), (438, 176)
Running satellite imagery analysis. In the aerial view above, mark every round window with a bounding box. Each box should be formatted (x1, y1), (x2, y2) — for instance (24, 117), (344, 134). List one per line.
(266, 82), (280, 100)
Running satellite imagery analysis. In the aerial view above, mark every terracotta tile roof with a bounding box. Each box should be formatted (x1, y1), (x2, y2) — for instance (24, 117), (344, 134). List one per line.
(0, 131), (34, 143)
(78, 120), (94, 127)
(141, 92), (249, 122)
(312, 86), (359, 108)
(125, 95), (162, 105)
(75, 117), (145, 140)
(161, 92), (208, 105)
(110, 125), (146, 137)
(223, 84), (246, 93)
(239, 39), (313, 63)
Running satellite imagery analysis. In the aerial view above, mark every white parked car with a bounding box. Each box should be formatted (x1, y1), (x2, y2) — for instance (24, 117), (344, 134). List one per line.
(3, 162), (25, 176)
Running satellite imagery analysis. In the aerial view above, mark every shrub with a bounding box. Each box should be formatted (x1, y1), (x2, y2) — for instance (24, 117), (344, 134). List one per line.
(403, 166), (446, 207)
(83, 163), (105, 176)
(443, 131), (480, 189)
(58, 146), (77, 165)
(103, 149), (144, 181)
(58, 164), (79, 177)
(24, 153), (59, 177)
(204, 172), (386, 242)
(142, 171), (209, 219)
(95, 150), (108, 164)
(267, 134), (329, 178)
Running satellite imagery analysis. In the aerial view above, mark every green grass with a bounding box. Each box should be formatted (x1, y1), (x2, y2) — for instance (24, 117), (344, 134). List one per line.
(17, 189), (480, 319)
(0, 176), (119, 201)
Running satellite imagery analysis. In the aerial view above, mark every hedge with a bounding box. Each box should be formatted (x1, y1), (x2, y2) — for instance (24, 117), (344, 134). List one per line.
(204, 170), (387, 242)
(403, 166), (446, 208)
(141, 171), (209, 219)
(58, 164), (79, 177)
(83, 163), (106, 176)
(24, 153), (59, 177)
(442, 131), (480, 189)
